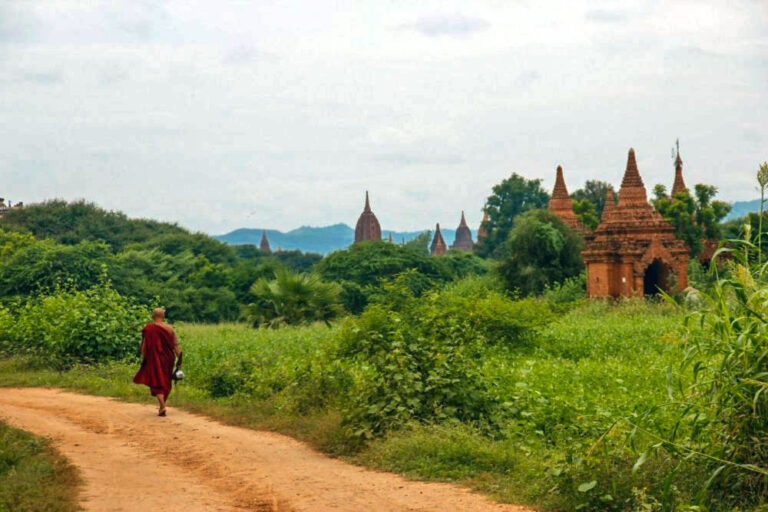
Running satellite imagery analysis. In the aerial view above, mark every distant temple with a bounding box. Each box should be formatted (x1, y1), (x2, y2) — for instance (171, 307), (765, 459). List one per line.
(430, 223), (447, 256)
(451, 211), (474, 251)
(672, 140), (687, 196)
(582, 148), (689, 298)
(260, 230), (271, 253)
(354, 191), (382, 243)
(477, 209), (489, 242)
(548, 165), (581, 231)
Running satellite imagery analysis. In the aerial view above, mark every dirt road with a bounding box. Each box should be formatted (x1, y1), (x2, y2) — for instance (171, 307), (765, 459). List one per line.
(0, 388), (532, 512)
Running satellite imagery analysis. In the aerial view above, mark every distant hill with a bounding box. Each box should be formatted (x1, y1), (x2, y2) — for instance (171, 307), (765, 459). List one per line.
(215, 224), (476, 255)
(726, 199), (761, 220)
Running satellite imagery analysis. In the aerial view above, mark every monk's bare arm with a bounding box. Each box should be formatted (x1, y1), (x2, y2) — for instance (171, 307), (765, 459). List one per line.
(139, 335), (146, 358)
(169, 326), (182, 362)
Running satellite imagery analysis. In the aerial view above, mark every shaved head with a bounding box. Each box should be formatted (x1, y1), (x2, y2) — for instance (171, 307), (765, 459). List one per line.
(152, 308), (166, 320)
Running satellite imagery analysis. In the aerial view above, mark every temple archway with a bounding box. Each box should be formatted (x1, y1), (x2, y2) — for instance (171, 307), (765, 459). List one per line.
(643, 259), (670, 296)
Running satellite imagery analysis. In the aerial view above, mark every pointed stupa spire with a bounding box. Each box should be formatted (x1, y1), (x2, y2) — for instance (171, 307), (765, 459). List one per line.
(600, 186), (617, 222)
(387, 232), (394, 243)
(618, 148), (649, 207)
(430, 223), (447, 256)
(477, 209), (490, 241)
(672, 139), (687, 196)
(549, 165), (579, 230)
(355, 191), (382, 243)
(452, 210), (474, 251)
(259, 230), (271, 253)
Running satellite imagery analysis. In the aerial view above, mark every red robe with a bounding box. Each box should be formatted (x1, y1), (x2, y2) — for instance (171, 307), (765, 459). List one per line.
(133, 323), (177, 398)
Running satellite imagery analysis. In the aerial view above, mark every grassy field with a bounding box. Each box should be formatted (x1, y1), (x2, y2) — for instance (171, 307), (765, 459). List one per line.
(0, 300), (705, 510)
(0, 422), (81, 512)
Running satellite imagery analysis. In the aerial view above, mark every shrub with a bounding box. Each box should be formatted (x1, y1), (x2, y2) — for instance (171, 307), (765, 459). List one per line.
(337, 274), (554, 441)
(245, 268), (343, 327)
(0, 282), (147, 369)
(497, 209), (584, 295)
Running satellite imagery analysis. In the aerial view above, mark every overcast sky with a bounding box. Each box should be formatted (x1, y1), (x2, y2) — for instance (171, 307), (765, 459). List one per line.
(1, 1), (766, 234)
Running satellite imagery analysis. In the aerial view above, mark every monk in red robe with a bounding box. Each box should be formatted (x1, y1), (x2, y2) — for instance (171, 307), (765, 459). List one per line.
(133, 308), (182, 416)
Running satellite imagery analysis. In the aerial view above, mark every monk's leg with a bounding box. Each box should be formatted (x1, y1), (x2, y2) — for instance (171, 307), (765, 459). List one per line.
(157, 394), (166, 412)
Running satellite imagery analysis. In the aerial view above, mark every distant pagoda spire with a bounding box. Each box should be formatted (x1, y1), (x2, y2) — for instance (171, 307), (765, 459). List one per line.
(354, 190), (382, 243)
(600, 186), (617, 222)
(387, 232), (394, 243)
(671, 139), (687, 197)
(259, 230), (271, 253)
(430, 223), (447, 256)
(618, 148), (649, 207)
(548, 165), (579, 230)
(477, 209), (490, 241)
(451, 210), (474, 251)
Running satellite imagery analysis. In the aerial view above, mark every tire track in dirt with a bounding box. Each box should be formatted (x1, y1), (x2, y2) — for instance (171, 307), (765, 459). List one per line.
(0, 388), (533, 512)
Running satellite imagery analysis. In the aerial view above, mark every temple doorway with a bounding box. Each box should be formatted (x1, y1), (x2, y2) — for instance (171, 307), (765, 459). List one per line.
(643, 259), (670, 296)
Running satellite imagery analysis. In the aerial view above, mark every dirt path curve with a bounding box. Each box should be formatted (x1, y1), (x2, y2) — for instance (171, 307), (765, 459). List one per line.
(0, 388), (533, 512)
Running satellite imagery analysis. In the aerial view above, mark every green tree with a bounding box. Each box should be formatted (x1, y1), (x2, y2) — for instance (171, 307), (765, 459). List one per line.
(571, 180), (616, 219)
(497, 209), (584, 295)
(572, 199), (599, 230)
(245, 268), (343, 327)
(476, 173), (550, 258)
(652, 183), (731, 257)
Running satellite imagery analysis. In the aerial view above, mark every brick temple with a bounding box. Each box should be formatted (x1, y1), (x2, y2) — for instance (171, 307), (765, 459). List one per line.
(354, 191), (382, 243)
(450, 211), (474, 251)
(578, 148), (689, 297)
(430, 223), (447, 255)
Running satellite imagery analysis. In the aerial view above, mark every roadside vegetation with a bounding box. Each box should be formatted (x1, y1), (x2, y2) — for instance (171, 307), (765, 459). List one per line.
(3, 165), (767, 510)
(0, 422), (81, 512)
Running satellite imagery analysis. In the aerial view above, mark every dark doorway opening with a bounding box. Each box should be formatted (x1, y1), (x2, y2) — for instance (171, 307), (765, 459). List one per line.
(643, 259), (669, 296)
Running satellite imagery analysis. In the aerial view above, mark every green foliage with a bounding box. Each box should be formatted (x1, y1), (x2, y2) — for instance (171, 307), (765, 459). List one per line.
(0, 422), (80, 512)
(0, 238), (113, 298)
(245, 268), (343, 327)
(497, 209), (584, 295)
(125, 232), (236, 264)
(645, 244), (768, 506)
(543, 273), (586, 306)
(0, 199), (185, 251)
(405, 231), (431, 254)
(572, 180), (616, 219)
(315, 241), (488, 311)
(476, 173), (550, 258)
(652, 183), (732, 257)
(572, 199), (599, 230)
(0, 282), (147, 369)
(337, 275), (553, 441)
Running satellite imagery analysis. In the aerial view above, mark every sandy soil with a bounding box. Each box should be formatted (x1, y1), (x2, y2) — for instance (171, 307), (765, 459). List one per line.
(0, 388), (533, 512)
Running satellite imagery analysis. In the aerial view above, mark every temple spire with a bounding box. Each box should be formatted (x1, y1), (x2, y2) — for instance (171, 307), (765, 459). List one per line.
(672, 139), (687, 196)
(601, 186), (616, 222)
(552, 165), (570, 199)
(618, 148), (649, 207)
(451, 210), (474, 251)
(430, 223), (447, 256)
(549, 165), (579, 230)
(259, 230), (271, 253)
(354, 191), (382, 243)
(477, 209), (490, 241)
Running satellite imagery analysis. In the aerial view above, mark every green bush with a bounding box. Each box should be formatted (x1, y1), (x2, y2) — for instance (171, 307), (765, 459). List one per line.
(337, 274), (554, 441)
(244, 268), (343, 327)
(0, 282), (147, 369)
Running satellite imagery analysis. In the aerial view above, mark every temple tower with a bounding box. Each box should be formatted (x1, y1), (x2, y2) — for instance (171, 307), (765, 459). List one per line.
(477, 209), (490, 242)
(451, 211), (474, 251)
(671, 140), (688, 196)
(430, 223), (447, 256)
(354, 191), (382, 243)
(583, 148), (689, 298)
(259, 230), (271, 253)
(548, 165), (580, 230)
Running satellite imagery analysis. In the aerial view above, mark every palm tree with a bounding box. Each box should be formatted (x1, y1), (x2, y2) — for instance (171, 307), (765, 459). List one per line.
(245, 268), (343, 327)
